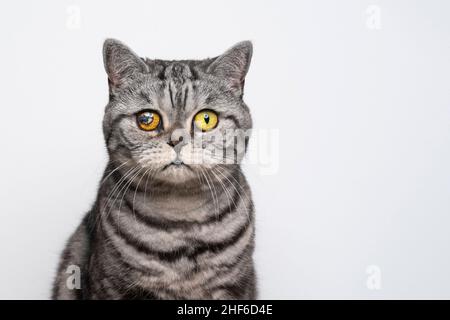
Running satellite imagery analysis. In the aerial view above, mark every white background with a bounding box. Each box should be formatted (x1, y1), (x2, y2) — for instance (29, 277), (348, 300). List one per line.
(1, 0), (449, 299)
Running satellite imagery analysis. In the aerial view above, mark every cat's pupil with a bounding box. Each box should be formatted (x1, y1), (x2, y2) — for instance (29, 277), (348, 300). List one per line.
(140, 113), (153, 124)
(204, 114), (209, 124)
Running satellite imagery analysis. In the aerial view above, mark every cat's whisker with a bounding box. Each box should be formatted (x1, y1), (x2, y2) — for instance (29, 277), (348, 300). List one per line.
(103, 165), (138, 210)
(205, 170), (221, 219)
(100, 160), (130, 186)
(216, 164), (252, 203)
(102, 166), (141, 230)
(115, 167), (146, 228)
(213, 166), (252, 223)
(194, 170), (203, 188)
(110, 167), (145, 234)
(199, 153), (243, 166)
(95, 165), (139, 230)
(210, 168), (235, 214)
(103, 166), (138, 209)
(199, 168), (219, 220)
(144, 167), (160, 206)
(143, 168), (153, 207)
(131, 167), (153, 232)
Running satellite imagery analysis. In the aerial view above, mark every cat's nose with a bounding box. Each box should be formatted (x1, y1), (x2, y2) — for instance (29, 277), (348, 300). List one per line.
(167, 135), (183, 148)
(168, 127), (188, 149)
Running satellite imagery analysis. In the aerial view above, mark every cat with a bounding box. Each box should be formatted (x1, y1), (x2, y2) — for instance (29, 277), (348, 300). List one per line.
(52, 39), (256, 299)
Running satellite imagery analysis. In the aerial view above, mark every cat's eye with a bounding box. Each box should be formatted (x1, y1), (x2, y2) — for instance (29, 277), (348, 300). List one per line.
(193, 110), (218, 132)
(136, 110), (161, 131)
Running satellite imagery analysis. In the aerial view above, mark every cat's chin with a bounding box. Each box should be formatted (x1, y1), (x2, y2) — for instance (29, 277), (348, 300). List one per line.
(153, 163), (198, 185)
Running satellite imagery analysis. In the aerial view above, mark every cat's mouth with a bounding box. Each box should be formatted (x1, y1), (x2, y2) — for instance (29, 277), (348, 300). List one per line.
(161, 160), (192, 172)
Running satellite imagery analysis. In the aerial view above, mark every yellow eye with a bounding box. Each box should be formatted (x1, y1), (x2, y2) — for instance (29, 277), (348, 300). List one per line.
(137, 111), (161, 131)
(194, 110), (218, 132)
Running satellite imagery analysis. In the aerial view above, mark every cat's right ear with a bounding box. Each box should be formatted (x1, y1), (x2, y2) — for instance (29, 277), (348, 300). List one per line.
(207, 41), (253, 97)
(103, 39), (149, 92)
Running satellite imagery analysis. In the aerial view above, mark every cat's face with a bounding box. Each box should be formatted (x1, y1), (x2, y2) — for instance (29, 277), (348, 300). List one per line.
(102, 39), (253, 185)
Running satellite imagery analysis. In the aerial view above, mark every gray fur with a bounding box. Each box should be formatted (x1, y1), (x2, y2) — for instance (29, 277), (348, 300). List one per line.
(52, 39), (256, 299)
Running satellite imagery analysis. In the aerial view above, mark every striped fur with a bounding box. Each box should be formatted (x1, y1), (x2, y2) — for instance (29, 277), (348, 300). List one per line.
(52, 39), (256, 299)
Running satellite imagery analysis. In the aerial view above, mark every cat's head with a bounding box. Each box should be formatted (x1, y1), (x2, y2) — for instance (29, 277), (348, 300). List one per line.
(102, 39), (253, 185)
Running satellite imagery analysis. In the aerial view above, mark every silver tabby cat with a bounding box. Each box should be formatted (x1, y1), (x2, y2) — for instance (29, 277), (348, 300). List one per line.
(52, 39), (256, 299)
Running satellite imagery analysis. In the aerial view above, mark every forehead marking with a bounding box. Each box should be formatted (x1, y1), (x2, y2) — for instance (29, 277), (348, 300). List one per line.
(183, 86), (189, 110)
(164, 63), (193, 110)
(168, 83), (175, 109)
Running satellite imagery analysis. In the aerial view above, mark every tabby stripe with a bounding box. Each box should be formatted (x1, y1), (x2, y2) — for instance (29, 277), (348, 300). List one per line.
(213, 242), (253, 271)
(175, 87), (183, 109)
(93, 260), (126, 299)
(119, 128), (140, 150)
(105, 114), (127, 145)
(213, 264), (256, 297)
(121, 287), (160, 300)
(183, 86), (189, 110)
(96, 255), (161, 300)
(224, 114), (240, 127)
(188, 64), (199, 80)
(105, 207), (252, 262)
(105, 211), (187, 262)
(168, 82), (175, 108)
(104, 236), (163, 277)
(140, 91), (152, 104)
(100, 217), (165, 276)
(121, 184), (241, 231)
(189, 219), (252, 256)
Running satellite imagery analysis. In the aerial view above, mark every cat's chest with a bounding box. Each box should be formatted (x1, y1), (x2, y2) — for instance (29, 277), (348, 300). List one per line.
(104, 193), (246, 253)
(95, 236), (227, 298)
(97, 191), (250, 295)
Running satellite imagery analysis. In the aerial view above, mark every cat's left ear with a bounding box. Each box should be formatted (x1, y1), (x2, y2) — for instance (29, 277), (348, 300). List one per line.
(207, 41), (253, 97)
(103, 39), (149, 92)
